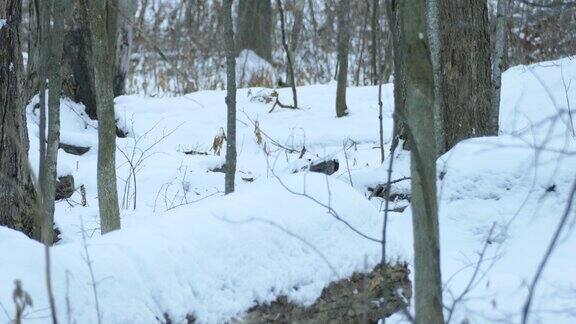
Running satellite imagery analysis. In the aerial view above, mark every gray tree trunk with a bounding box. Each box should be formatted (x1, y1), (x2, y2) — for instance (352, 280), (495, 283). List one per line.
(0, 0), (41, 240)
(278, 0), (298, 107)
(26, 0), (41, 102)
(224, 0), (237, 195)
(289, 0), (304, 63)
(385, 0), (410, 150)
(113, 0), (137, 97)
(439, 0), (492, 151)
(399, 0), (445, 322)
(40, 0), (70, 245)
(335, 0), (350, 118)
(237, 0), (273, 62)
(37, 0), (49, 187)
(86, 0), (121, 233)
(490, 0), (509, 135)
(62, 2), (98, 119)
(426, 0), (445, 155)
(61, 0), (131, 119)
(370, 0), (380, 85)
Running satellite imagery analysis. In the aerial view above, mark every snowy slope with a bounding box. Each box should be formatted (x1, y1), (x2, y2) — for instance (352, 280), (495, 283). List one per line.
(1, 57), (575, 323)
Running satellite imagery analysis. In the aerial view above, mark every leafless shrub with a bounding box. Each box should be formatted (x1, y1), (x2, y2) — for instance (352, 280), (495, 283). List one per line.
(117, 121), (182, 210)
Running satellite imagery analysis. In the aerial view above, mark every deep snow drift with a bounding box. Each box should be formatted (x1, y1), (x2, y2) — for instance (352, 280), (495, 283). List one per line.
(1, 57), (575, 323)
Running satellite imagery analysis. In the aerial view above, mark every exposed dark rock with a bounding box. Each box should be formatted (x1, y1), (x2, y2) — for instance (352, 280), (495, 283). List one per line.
(244, 263), (412, 323)
(116, 124), (128, 138)
(55, 175), (75, 200)
(368, 177), (412, 201)
(156, 312), (196, 324)
(59, 142), (91, 155)
(184, 149), (209, 156)
(309, 159), (339, 175)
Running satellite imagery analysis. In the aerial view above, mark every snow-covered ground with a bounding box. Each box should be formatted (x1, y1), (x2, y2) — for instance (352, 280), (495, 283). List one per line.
(1, 57), (575, 323)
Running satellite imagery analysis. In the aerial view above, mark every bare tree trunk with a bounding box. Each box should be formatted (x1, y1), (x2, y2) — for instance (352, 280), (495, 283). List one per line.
(278, 0), (298, 108)
(62, 0), (131, 119)
(490, 0), (509, 135)
(113, 0), (137, 97)
(399, 0), (445, 322)
(40, 0), (71, 245)
(440, 0), (492, 151)
(26, 0), (40, 102)
(385, 0), (410, 150)
(0, 0), (41, 240)
(289, 0), (305, 66)
(224, 0), (237, 194)
(371, 0), (380, 85)
(426, 0), (445, 155)
(62, 2), (98, 119)
(86, 0), (121, 234)
(335, 0), (350, 118)
(354, 2), (369, 86)
(38, 0), (48, 188)
(237, 0), (273, 62)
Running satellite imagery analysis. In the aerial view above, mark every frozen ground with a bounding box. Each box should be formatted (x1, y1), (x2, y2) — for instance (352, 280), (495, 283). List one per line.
(1, 57), (575, 323)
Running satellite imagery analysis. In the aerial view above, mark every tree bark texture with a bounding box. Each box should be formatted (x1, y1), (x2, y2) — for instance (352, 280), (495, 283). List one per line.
(399, 0), (445, 322)
(335, 0), (350, 118)
(40, 0), (71, 245)
(426, 0), (445, 155)
(86, 0), (121, 234)
(237, 0), (273, 62)
(224, 0), (237, 194)
(62, 1), (98, 119)
(61, 0), (131, 119)
(490, 0), (509, 135)
(113, 0), (137, 97)
(439, 0), (492, 151)
(371, 0), (380, 85)
(278, 0), (298, 108)
(385, 0), (410, 149)
(0, 0), (41, 240)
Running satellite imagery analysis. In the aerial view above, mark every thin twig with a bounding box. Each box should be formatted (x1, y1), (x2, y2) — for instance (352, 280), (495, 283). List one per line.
(215, 216), (338, 276)
(80, 218), (102, 324)
(521, 176), (576, 324)
(445, 222), (497, 324)
(265, 154), (382, 243)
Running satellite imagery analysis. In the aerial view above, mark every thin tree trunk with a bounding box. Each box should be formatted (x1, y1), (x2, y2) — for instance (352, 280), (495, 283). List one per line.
(113, 0), (137, 97)
(26, 0), (41, 102)
(86, 0), (121, 234)
(288, 0), (305, 87)
(373, 0), (385, 162)
(426, 0), (445, 155)
(440, 0), (492, 151)
(490, 0), (509, 135)
(354, 2), (369, 86)
(0, 0), (41, 240)
(385, 0), (410, 150)
(335, 0), (350, 118)
(38, 0), (49, 188)
(371, 0), (380, 85)
(378, 74), (384, 163)
(289, 0), (304, 63)
(41, 0), (70, 245)
(278, 0), (298, 108)
(224, 0), (237, 194)
(399, 0), (445, 322)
